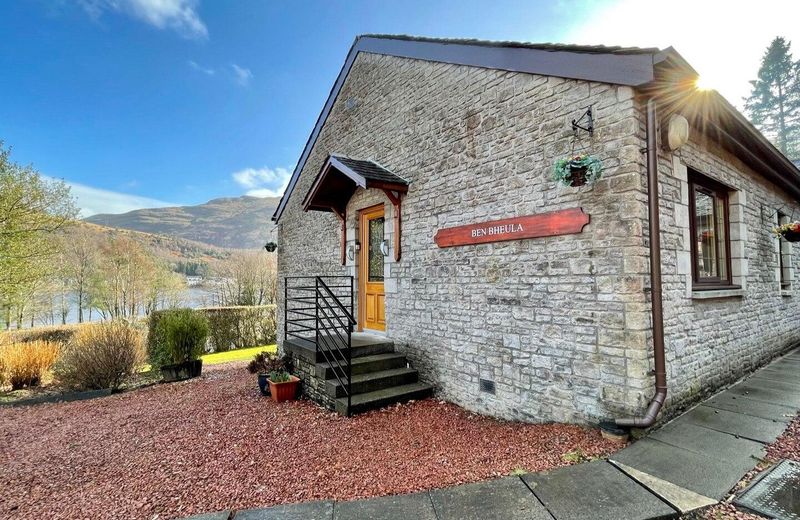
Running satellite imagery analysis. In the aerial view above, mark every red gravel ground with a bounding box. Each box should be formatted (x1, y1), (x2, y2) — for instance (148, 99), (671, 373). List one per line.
(0, 363), (621, 520)
(694, 413), (800, 520)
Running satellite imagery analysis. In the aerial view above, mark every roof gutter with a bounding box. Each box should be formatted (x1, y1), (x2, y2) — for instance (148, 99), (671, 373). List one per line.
(615, 98), (667, 429)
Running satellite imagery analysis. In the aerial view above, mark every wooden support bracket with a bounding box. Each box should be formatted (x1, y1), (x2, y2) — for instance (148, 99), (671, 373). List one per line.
(332, 207), (346, 266)
(382, 189), (403, 262)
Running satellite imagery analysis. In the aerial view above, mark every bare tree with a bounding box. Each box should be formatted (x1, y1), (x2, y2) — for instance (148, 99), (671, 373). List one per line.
(61, 227), (98, 323)
(89, 236), (185, 319)
(211, 251), (277, 306)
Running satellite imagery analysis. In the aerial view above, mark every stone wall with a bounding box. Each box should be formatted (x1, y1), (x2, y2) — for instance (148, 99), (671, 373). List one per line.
(284, 347), (336, 411)
(655, 131), (800, 413)
(278, 52), (650, 424)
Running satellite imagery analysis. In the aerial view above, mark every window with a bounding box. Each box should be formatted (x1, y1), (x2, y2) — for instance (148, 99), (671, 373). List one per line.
(689, 171), (735, 288)
(778, 212), (792, 291)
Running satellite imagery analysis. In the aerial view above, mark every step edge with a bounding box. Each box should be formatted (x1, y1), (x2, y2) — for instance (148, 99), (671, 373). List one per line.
(337, 382), (434, 406)
(326, 367), (418, 387)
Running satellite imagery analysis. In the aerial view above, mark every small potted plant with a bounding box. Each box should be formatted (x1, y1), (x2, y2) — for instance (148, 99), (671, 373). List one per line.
(773, 221), (800, 242)
(247, 351), (280, 396)
(156, 309), (209, 383)
(268, 368), (300, 403)
(553, 153), (603, 187)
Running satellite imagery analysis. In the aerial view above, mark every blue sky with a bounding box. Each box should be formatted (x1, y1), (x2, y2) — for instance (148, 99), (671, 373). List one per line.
(1, 0), (798, 215)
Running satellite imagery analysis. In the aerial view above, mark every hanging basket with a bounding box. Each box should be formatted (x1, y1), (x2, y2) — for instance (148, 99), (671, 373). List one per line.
(568, 164), (588, 187)
(780, 229), (800, 242)
(553, 154), (603, 188)
(773, 221), (800, 242)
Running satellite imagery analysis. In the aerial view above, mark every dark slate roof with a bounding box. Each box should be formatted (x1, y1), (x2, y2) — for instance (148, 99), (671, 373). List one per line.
(360, 34), (661, 55)
(332, 155), (409, 185)
(272, 34), (800, 221)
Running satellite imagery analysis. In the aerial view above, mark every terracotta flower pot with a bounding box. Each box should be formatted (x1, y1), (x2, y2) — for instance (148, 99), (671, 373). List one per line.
(268, 375), (300, 403)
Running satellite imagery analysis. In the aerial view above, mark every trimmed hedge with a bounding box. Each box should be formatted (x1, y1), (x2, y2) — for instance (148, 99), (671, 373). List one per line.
(0, 324), (84, 347)
(148, 305), (276, 357)
(203, 305), (277, 352)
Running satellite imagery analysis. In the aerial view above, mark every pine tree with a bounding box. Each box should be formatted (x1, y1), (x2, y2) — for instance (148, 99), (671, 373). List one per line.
(745, 37), (800, 159)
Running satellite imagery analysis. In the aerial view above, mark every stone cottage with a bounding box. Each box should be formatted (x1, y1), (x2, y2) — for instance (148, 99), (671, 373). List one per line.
(272, 35), (800, 425)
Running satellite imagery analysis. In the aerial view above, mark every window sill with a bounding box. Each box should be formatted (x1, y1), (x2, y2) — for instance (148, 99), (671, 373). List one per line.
(781, 289), (793, 297)
(691, 288), (745, 300)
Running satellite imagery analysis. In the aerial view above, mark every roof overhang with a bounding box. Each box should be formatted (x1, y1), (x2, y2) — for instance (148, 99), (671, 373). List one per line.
(273, 35), (800, 222)
(302, 155), (409, 216)
(644, 71), (800, 201)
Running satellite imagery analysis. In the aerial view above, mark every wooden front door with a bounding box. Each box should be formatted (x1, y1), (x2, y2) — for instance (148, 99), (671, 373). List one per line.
(359, 205), (386, 332)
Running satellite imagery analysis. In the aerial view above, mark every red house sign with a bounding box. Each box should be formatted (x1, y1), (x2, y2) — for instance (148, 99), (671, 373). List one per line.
(433, 208), (590, 248)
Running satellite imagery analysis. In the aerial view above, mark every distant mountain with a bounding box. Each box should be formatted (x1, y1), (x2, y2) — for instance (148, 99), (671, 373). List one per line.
(85, 196), (279, 250)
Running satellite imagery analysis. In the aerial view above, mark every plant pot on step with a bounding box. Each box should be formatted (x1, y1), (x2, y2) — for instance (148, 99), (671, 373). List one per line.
(257, 373), (270, 396)
(161, 359), (203, 383)
(268, 375), (300, 403)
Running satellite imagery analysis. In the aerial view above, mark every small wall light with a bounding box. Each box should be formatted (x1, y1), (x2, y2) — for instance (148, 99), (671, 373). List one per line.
(665, 114), (690, 151)
(264, 241), (278, 253)
(380, 240), (389, 257)
(347, 243), (356, 261)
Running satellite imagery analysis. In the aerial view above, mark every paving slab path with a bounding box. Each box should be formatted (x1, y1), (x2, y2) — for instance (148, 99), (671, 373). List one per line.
(185, 348), (800, 520)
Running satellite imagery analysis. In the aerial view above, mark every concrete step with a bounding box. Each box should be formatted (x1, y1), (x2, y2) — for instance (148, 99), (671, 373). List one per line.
(284, 335), (395, 363)
(326, 367), (419, 398)
(335, 382), (434, 415)
(317, 333), (395, 362)
(315, 352), (408, 379)
(316, 341), (395, 363)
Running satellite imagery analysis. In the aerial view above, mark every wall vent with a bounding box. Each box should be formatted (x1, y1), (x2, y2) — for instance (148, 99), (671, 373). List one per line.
(479, 378), (496, 395)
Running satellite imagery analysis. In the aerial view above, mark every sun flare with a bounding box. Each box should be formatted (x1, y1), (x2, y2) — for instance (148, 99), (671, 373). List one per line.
(694, 76), (716, 91)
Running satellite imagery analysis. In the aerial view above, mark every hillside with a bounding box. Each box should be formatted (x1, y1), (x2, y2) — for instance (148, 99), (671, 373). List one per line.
(85, 196), (279, 250)
(78, 221), (231, 274)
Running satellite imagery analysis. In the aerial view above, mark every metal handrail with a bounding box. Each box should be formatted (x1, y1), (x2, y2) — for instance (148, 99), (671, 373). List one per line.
(317, 278), (357, 325)
(285, 275), (355, 415)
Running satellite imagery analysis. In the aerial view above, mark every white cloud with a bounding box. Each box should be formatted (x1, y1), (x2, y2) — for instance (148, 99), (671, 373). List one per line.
(230, 63), (253, 87)
(79, 0), (208, 40)
(564, 0), (800, 109)
(232, 166), (290, 198)
(188, 60), (215, 75)
(47, 177), (176, 217)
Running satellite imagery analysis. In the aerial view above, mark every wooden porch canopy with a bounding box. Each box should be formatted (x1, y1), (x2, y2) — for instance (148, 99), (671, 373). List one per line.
(302, 154), (409, 263)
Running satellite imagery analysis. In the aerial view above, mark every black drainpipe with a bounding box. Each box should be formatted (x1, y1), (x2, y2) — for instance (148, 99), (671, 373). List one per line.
(612, 98), (668, 430)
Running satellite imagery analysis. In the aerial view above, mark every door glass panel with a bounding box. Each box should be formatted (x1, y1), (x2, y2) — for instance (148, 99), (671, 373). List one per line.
(368, 217), (384, 282)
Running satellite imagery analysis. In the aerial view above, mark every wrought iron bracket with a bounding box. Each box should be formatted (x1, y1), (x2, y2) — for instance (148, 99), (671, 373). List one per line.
(572, 105), (594, 137)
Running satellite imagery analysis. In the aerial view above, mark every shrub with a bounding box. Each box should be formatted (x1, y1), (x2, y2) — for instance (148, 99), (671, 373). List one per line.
(155, 309), (209, 366)
(146, 312), (171, 372)
(246, 351), (289, 375)
(0, 341), (60, 390)
(54, 322), (144, 391)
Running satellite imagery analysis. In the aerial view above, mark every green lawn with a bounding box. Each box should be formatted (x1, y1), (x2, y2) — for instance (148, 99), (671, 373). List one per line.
(139, 345), (277, 373)
(201, 344), (277, 366)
